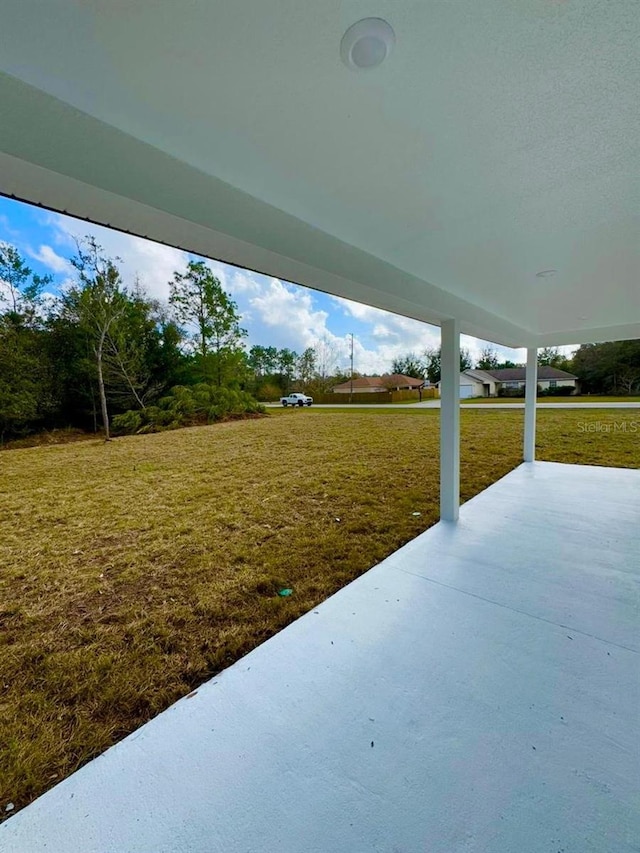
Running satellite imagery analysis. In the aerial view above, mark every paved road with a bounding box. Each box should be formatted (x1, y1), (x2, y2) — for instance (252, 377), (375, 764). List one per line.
(267, 401), (640, 410)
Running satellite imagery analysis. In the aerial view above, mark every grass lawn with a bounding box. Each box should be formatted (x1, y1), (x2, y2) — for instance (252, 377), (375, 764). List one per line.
(461, 395), (640, 404)
(1, 408), (638, 813)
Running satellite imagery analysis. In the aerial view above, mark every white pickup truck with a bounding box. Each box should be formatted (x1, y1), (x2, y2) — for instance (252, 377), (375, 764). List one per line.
(280, 392), (313, 407)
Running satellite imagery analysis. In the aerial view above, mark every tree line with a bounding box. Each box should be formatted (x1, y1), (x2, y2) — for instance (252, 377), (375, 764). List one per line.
(0, 239), (347, 441)
(1, 238), (638, 441)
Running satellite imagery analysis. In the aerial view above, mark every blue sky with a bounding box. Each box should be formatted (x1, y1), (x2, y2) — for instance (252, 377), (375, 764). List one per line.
(0, 195), (529, 373)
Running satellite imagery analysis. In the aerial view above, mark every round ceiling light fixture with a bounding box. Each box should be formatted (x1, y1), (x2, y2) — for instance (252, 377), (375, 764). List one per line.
(535, 269), (557, 278)
(341, 18), (395, 70)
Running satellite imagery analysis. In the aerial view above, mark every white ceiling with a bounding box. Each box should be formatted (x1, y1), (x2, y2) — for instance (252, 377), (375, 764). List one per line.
(0, 0), (638, 346)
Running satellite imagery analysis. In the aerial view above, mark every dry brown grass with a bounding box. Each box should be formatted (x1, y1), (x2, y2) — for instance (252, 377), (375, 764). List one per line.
(0, 407), (637, 813)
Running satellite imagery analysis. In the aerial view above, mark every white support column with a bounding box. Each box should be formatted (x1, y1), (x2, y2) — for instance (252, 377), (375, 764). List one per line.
(440, 318), (460, 522)
(524, 347), (538, 463)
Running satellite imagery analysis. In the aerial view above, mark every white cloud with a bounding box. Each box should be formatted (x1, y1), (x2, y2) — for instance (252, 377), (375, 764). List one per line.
(247, 285), (443, 374)
(249, 278), (332, 345)
(330, 293), (443, 373)
(28, 244), (71, 274)
(0, 214), (23, 245)
(331, 293), (541, 369)
(227, 269), (262, 296)
(371, 323), (395, 340)
(44, 213), (188, 301)
(331, 295), (390, 326)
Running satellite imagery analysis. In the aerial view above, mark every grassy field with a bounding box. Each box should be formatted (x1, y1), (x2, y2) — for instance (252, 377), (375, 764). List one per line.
(1, 408), (638, 814)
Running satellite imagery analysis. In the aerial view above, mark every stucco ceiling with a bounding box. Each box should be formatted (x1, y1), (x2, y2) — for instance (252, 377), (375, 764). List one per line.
(0, 1), (638, 346)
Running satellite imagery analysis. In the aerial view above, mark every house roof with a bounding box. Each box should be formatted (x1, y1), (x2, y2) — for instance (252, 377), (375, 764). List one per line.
(463, 369), (499, 384)
(482, 367), (578, 381)
(333, 374), (424, 391)
(1, 2), (638, 347)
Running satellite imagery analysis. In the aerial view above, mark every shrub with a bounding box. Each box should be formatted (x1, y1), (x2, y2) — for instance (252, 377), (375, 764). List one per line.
(112, 384), (265, 435)
(538, 385), (575, 397)
(111, 410), (143, 435)
(545, 385), (575, 396)
(255, 382), (282, 402)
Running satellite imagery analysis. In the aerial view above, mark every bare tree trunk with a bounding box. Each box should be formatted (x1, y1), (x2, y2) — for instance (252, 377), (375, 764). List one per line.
(96, 333), (110, 440)
(106, 333), (147, 409)
(122, 372), (146, 409)
(618, 370), (640, 395)
(85, 333), (98, 433)
(90, 387), (98, 433)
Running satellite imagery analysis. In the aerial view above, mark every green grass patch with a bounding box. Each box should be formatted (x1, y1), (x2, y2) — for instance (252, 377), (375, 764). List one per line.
(0, 408), (637, 812)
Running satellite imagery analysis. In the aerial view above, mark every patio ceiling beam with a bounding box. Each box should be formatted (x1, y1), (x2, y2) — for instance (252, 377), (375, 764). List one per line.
(440, 318), (460, 522)
(524, 348), (538, 463)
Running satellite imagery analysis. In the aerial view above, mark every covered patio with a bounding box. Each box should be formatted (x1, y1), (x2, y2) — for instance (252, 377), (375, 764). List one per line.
(0, 1), (638, 849)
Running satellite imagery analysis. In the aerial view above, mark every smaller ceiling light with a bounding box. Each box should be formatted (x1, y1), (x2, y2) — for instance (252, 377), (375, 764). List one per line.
(535, 269), (557, 278)
(341, 18), (395, 70)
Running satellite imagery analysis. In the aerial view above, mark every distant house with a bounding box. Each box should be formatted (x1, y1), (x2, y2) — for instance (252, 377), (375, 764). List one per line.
(332, 374), (425, 394)
(439, 367), (579, 398)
